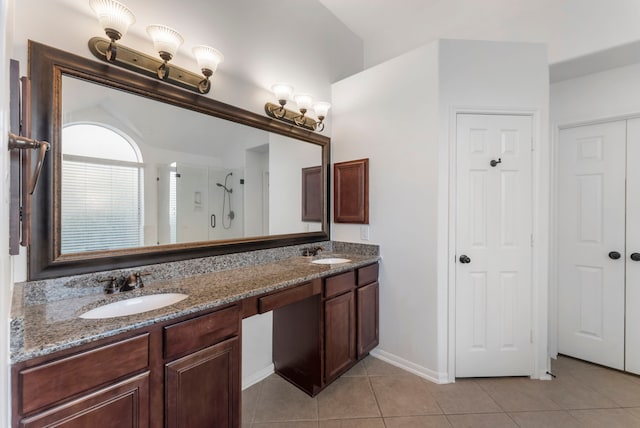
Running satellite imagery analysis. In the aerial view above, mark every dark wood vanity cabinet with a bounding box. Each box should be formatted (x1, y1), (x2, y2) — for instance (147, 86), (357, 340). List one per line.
(13, 263), (378, 426)
(165, 338), (239, 428)
(14, 334), (151, 428)
(324, 271), (357, 382)
(356, 264), (379, 357)
(273, 262), (379, 396)
(13, 305), (241, 428)
(19, 373), (150, 428)
(163, 306), (240, 428)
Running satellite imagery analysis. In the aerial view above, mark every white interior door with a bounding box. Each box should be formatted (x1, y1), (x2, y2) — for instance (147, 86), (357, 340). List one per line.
(455, 114), (533, 377)
(626, 118), (640, 375)
(557, 121), (626, 370)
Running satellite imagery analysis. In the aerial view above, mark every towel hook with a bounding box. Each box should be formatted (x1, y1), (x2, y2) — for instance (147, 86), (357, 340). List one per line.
(8, 132), (50, 194)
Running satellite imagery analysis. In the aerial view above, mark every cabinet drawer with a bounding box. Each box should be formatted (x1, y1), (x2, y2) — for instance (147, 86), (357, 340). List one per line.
(164, 305), (239, 360)
(259, 282), (318, 313)
(20, 372), (150, 428)
(324, 270), (356, 298)
(20, 334), (149, 415)
(357, 263), (379, 286)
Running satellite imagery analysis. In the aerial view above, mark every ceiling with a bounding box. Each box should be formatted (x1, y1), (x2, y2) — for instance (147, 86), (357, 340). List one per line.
(318, 0), (640, 78)
(15, 0), (640, 100)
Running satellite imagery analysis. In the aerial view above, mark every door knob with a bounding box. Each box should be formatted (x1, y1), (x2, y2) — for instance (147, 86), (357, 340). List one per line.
(609, 251), (621, 260)
(459, 255), (471, 264)
(631, 253), (640, 262)
(490, 158), (502, 167)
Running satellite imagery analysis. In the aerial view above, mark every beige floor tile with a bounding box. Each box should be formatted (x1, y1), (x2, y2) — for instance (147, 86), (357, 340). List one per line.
(318, 418), (385, 427)
(568, 369), (640, 407)
(627, 408), (640, 419)
(253, 376), (318, 423)
(446, 413), (518, 427)
(370, 375), (441, 417)
(384, 415), (453, 427)
(252, 422), (318, 428)
(427, 379), (502, 414)
(509, 410), (581, 427)
(341, 361), (367, 377)
(550, 355), (598, 374)
(363, 356), (412, 376)
(317, 376), (380, 419)
(535, 373), (619, 410)
(569, 408), (640, 427)
(475, 377), (562, 412)
(243, 382), (263, 427)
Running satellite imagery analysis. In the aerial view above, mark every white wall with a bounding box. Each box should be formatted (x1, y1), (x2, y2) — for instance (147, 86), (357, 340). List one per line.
(0, 0), (13, 424)
(269, 134), (323, 235)
(332, 42), (442, 379)
(438, 40), (550, 380)
(332, 39), (550, 382)
(549, 63), (640, 357)
(13, 0), (363, 116)
(551, 63), (640, 125)
(245, 147), (269, 237)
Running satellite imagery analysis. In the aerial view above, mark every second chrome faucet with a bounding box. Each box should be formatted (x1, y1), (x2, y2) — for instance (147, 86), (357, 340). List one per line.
(100, 272), (151, 294)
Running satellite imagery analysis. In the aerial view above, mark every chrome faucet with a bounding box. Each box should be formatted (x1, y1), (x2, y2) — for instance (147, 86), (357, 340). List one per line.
(302, 247), (324, 257)
(100, 272), (151, 294)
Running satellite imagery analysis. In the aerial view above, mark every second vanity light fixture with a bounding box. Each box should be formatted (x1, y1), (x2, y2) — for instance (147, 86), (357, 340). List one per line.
(265, 83), (331, 132)
(88, 0), (224, 94)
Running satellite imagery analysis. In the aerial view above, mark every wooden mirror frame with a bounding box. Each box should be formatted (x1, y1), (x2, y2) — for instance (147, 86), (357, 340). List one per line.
(28, 41), (330, 280)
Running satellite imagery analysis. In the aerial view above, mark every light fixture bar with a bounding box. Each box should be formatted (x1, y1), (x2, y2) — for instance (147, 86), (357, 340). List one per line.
(264, 102), (319, 131)
(88, 37), (210, 94)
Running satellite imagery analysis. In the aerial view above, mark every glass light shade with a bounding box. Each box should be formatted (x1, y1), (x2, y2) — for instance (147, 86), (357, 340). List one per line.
(146, 25), (184, 57)
(271, 83), (294, 102)
(294, 93), (313, 111)
(313, 101), (331, 118)
(192, 45), (224, 73)
(90, 0), (135, 38)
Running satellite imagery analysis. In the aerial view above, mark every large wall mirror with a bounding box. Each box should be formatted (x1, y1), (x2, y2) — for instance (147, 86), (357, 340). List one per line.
(28, 41), (329, 280)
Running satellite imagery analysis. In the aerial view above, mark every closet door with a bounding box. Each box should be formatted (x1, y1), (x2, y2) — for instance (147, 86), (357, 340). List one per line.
(626, 118), (640, 375)
(557, 121), (626, 369)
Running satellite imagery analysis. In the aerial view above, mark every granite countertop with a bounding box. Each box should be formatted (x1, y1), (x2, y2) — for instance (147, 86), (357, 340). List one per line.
(11, 254), (379, 364)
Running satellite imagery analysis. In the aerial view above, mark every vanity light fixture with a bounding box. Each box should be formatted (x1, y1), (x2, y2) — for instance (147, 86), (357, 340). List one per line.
(88, 0), (223, 94)
(146, 25), (183, 80)
(192, 45), (225, 94)
(265, 85), (331, 132)
(89, 0), (135, 61)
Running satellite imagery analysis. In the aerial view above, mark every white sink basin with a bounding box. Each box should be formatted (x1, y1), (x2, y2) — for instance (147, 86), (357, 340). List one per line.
(80, 293), (188, 319)
(311, 258), (351, 265)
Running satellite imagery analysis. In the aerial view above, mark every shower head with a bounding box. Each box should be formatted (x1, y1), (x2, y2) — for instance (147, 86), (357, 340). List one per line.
(216, 182), (232, 193)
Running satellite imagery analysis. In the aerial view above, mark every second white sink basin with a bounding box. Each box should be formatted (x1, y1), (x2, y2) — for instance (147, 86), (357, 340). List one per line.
(311, 258), (351, 265)
(80, 293), (188, 319)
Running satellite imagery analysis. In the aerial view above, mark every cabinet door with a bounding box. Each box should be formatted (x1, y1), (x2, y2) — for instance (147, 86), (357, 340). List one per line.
(20, 372), (149, 428)
(357, 282), (379, 357)
(324, 292), (356, 382)
(165, 337), (239, 428)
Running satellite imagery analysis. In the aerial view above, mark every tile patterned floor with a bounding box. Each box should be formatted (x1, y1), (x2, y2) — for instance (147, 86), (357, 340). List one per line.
(242, 355), (640, 427)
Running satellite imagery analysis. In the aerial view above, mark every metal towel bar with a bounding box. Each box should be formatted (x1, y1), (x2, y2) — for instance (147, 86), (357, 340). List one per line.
(8, 132), (49, 194)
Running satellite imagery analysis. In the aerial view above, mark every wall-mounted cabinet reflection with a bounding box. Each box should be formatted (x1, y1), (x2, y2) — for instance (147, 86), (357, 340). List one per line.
(61, 76), (322, 254)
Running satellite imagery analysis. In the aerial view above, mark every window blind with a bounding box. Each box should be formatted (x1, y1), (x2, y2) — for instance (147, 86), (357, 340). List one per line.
(61, 157), (143, 253)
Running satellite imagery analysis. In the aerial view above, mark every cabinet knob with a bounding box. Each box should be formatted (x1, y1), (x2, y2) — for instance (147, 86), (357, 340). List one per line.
(609, 251), (621, 260)
(631, 252), (640, 262)
(459, 255), (471, 264)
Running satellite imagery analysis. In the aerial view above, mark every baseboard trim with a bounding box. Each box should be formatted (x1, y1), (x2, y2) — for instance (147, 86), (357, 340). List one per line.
(242, 363), (275, 390)
(369, 348), (450, 384)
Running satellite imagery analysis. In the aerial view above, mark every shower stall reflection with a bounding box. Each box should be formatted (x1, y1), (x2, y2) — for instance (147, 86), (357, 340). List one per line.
(158, 164), (246, 244)
(216, 172), (235, 229)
